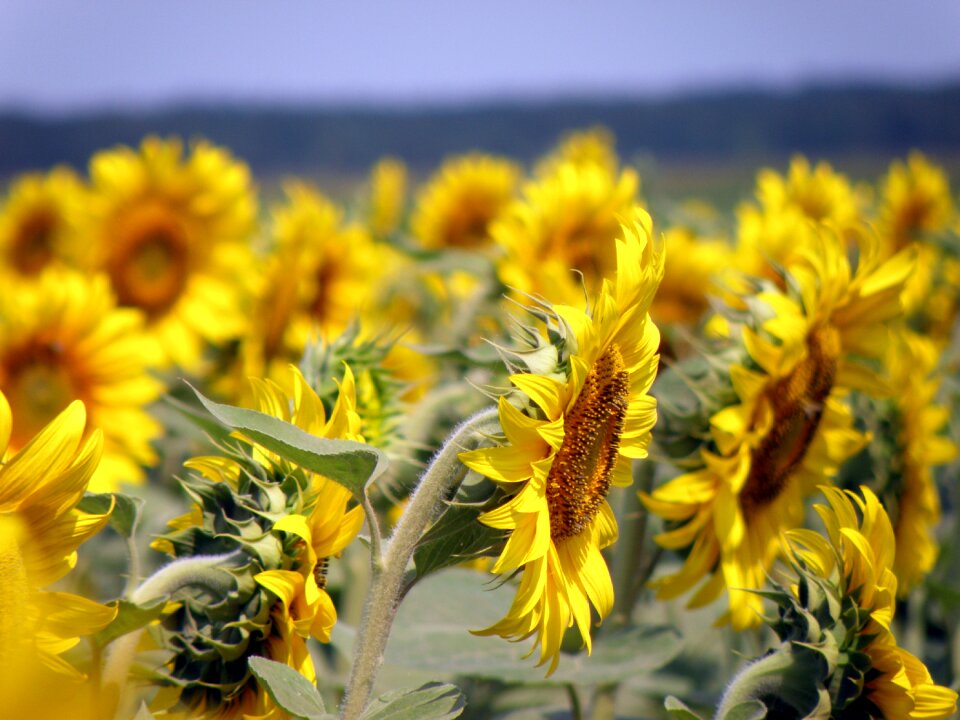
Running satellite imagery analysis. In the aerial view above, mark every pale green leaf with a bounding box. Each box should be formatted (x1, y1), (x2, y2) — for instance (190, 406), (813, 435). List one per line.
(361, 682), (465, 720)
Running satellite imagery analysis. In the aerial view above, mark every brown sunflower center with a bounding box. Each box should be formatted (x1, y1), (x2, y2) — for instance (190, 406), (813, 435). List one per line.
(11, 208), (57, 275)
(741, 324), (841, 512)
(545, 343), (629, 541)
(2, 341), (78, 448)
(444, 200), (496, 248)
(107, 205), (190, 316)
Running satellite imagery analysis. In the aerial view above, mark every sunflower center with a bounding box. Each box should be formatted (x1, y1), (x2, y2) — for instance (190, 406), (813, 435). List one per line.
(11, 208), (57, 275)
(2, 342), (77, 448)
(107, 205), (190, 316)
(545, 343), (629, 541)
(741, 324), (841, 512)
(446, 203), (494, 248)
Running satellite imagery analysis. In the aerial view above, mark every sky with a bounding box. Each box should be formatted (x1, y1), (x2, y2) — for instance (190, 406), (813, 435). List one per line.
(2, 1), (960, 113)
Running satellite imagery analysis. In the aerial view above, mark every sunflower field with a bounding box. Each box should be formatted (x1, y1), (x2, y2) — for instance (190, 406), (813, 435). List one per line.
(2, 128), (960, 720)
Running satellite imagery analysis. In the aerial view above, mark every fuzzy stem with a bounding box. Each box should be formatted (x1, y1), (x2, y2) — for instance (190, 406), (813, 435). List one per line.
(103, 552), (240, 719)
(340, 406), (500, 720)
(715, 650), (792, 719)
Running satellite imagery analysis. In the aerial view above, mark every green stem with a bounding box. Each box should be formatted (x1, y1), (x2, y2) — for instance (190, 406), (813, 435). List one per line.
(715, 650), (792, 718)
(340, 406), (500, 720)
(567, 683), (584, 720)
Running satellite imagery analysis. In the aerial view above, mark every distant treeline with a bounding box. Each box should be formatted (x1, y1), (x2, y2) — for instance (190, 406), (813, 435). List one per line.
(2, 82), (960, 176)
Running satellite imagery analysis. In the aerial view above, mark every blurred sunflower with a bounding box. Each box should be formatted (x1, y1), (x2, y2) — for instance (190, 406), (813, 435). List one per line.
(0, 168), (86, 278)
(367, 157), (408, 238)
(0, 394), (116, 686)
(878, 332), (956, 594)
(875, 153), (955, 322)
(653, 226), (734, 327)
(0, 270), (162, 491)
(153, 365), (364, 719)
(238, 182), (385, 389)
(534, 126), (619, 177)
(494, 160), (641, 307)
(410, 153), (520, 250)
(460, 211), (663, 673)
(643, 228), (913, 629)
(877, 151), (953, 252)
(755, 156), (861, 228)
(80, 136), (257, 370)
(785, 486), (957, 718)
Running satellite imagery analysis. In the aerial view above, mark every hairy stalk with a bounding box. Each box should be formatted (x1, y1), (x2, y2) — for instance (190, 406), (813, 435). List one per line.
(103, 552), (240, 719)
(590, 461), (656, 719)
(340, 406), (500, 720)
(715, 650), (793, 718)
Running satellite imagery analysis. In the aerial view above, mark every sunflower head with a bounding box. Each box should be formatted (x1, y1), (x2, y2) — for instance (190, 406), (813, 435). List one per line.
(0, 268), (163, 491)
(878, 152), (953, 252)
(81, 136), (258, 369)
(367, 157), (408, 238)
(411, 153), (520, 250)
(780, 486), (958, 719)
(460, 209), (663, 673)
(0, 167), (87, 278)
(535, 126), (619, 177)
(152, 365), (363, 716)
(493, 160), (641, 308)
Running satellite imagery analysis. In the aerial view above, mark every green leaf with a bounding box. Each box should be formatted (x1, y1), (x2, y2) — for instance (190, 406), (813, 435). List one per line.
(94, 598), (168, 647)
(77, 492), (143, 538)
(361, 682), (465, 720)
(723, 700), (767, 720)
(248, 656), (332, 719)
(190, 384), (388, 500)
(413, 480), (506, 579)
(383, 569), (682, 685)
(664, 696), (706, 720)
(161, 394), (235, 445)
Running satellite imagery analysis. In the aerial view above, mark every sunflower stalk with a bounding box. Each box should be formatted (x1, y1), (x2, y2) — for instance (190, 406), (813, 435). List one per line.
(341, 405), (500, 720)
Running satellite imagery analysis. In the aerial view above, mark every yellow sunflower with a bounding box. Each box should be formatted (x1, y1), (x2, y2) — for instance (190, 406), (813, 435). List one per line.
(883, 331), (956, 594)
(367, 157), (408, 238)
(877, 151), (953, 253)
(0, 393), (116, 686)
(755, 156), (862, 228)
(653, 226), (734, 327)
(410, 153), (520, 250)
(786, 487), (957, 719)
(0, 269), (162, 492)
(460, 211), (663, 673)
(0, 167), (86, 278)
(875, 153), (954, 322)
(237, 182), (386, 391)
(80, 136), (257, 370)
(494, 159), (641, 308)
(534, 126), (619, 177)
(643, 227), (914, 629)
(155, 365), (363, 719)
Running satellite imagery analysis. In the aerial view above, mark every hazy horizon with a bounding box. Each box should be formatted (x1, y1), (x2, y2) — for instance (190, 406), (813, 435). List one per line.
(3, 1), (959, 114)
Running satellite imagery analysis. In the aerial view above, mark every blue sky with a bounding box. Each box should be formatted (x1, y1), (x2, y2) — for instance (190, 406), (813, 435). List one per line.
(2, 1), (959, 112)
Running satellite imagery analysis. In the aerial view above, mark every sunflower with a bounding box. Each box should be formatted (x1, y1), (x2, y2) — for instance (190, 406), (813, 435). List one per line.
(877, 152), (953, 253)
(237, 182), (386, 391)
(460, 211), (663, 673)
(875, 153), (955, 323)
(755, 156), (861, 228)
(153, 365), (364, 719)
(534, 126), (619, 177)
(0, 167), (86, 278)
(785, 486), (957, 718)
(0, 269), (162, 492)
(878, 331), (956, 594)
(80, 136), (257, 370)
(643, 227), (914, 629)
(367, 157), (408, 238)
(494, 160), (640, 308)
(0, 393), (116, 689)
(652, 226), (734, 327)
(410, 153), (519, 250)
